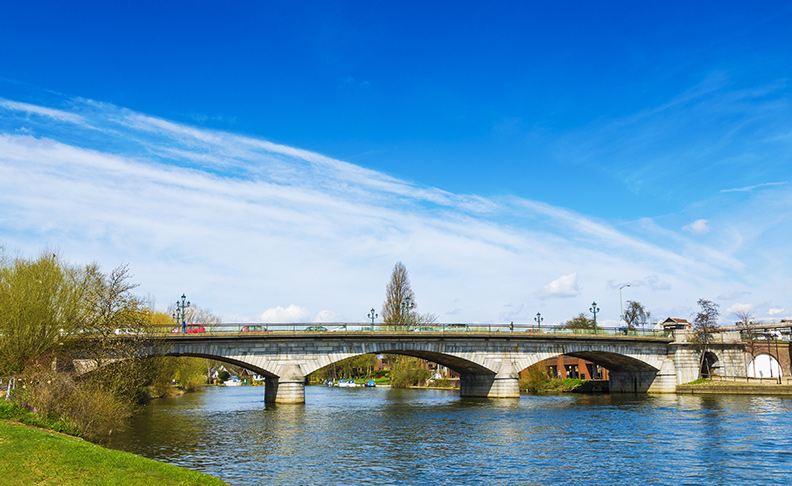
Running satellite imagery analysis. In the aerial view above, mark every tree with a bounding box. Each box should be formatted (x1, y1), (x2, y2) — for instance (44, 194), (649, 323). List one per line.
(79, 264), (149, 366)
(0, 252), (87, 374)
(623, 300), (651, 331)
(390, 356), (431, 388)
(382, 261), (416, 329)
(691, 299), (720, 378)
(564, 313), (595, 330)
(734, 307), (756, 377)
(164, 303), (222, 332)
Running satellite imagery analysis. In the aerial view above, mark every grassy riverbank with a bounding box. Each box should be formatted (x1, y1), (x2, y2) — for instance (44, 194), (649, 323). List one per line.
(678, 378), (792, 395)
(0, 421), (227, 486)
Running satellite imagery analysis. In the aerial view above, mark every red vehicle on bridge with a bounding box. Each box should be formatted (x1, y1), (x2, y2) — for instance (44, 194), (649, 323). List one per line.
(171, 324), (206, 334)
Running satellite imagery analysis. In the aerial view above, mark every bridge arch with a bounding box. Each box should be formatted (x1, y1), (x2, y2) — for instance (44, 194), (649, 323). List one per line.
(299, 345), (499, 378)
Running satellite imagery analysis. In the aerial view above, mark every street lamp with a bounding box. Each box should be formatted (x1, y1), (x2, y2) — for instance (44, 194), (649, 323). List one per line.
(590, 301), (600, 334)
(534, 312), (543, 329)
(619, 284), (631, 323)
(367, 308), (378, 331)
(402, 295), (415, 330)
(173, 294), (191, 333)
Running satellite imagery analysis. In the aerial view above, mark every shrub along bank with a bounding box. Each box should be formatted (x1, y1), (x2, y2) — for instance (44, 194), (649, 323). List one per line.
(519, 363), (589, 394)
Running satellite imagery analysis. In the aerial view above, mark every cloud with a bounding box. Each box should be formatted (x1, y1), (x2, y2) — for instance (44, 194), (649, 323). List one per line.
(726, 303), (753, 317)
(683, 219), (710, 234)
(718, 290), (752, 301)
(1, 94), (788, 326)
(721, 182), (787, 193)
(0, 99), (87, 126)
(607, 275), (670, 291)
(539, 273), (580, 299)
(769, 308), (785, 316)
(645, 275), (672, 291)
(259, 305), (311, 323)
(313, 310), (344, 322)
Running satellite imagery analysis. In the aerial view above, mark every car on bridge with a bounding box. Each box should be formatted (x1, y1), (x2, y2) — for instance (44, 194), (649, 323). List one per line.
(241, 325), (269, 333)
(171, 324), (206, 334)
(305, 326), (328, 332)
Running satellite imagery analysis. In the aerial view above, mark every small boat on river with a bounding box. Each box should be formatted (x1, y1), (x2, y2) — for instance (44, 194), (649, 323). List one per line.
(224, 376), (242, 386)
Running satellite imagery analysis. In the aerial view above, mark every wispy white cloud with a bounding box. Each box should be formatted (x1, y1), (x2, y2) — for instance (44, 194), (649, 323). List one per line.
(0, 98), (87, 125)
(726, 302), (754, 317)
(1, 95), (788, 325)
(719, 290), (752, 301)
(683, 219), (710, 234)
(721, 182), (787, 193)
(260, 305), (311, 323)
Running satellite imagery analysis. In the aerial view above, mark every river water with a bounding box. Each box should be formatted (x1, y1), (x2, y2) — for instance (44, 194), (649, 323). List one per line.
(108, 386), (792, 485)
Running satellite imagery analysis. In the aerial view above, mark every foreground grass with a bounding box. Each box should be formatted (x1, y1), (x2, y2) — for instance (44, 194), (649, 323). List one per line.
(0, 422), (227, 486)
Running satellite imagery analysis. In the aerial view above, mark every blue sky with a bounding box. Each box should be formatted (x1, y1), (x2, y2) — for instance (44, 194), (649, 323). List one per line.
(1, 2), (791, 325)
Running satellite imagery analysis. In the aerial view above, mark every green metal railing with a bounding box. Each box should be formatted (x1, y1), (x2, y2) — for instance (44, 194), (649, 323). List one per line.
(155, 322), (669, 338)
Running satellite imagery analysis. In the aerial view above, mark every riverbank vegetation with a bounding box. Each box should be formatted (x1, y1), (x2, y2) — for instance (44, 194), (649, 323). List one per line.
(0, 251), (215, 442)
(0, 421), (227, 486)
(518, 363), (587, 394)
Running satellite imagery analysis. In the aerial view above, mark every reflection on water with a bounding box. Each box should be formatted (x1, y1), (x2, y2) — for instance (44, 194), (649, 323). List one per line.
(108, 387), (792, 485)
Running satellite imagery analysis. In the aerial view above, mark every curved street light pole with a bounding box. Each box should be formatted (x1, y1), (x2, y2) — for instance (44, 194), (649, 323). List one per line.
(619, 284), (631, 323)
(590, 301), (600, 335)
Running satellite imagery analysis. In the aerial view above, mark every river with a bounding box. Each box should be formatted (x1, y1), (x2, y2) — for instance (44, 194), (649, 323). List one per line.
(107, 386), (792, 485)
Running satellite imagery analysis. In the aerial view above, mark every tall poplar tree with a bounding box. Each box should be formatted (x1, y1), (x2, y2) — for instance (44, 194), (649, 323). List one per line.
(382, 261), (416, 329)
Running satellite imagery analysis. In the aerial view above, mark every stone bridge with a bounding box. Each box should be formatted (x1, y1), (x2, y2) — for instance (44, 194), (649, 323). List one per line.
(147, 329), (747, 403)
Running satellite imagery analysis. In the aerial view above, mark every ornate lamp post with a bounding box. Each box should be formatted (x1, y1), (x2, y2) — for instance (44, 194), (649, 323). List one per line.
(367, 308), (378, 331)
(619, 284), (630, 323)
(534, 312), (543, 329)
(402, 295), (415, 330)
(173, 294), (190, 333)
(590, 301), (600, 334)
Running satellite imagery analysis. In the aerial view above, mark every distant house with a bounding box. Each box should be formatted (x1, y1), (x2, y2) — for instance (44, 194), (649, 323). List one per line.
(240, 369), (264, 382)
(658, 317), (691, 331)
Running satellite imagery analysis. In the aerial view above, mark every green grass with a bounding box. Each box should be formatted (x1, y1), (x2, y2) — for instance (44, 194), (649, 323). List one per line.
(0, 421), (227, 486)
(684, 378), (713, 385)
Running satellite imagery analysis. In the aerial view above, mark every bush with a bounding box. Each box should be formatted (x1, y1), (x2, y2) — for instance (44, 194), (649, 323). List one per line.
(519, 363), (550, 393)
(428, 378), (455, 388)
(519, 364), (588, 394)
(20, 371), (132, 442)
(390, 356), (431, 388)
(0, 400), (82, 436)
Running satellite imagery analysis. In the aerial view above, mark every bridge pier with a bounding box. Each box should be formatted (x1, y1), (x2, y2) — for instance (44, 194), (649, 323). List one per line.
(264, 364), (306, 404)
(460, 360), (520, 398)
(608, 369), (664, 393)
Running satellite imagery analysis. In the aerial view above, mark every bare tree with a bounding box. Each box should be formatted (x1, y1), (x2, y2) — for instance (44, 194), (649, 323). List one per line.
(80, 264), (149, 366)
(691, 299), (720, 378)
(734, 308), (756, 377)
(623, 301), (649, 331)
(165, 305), (222, 332)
